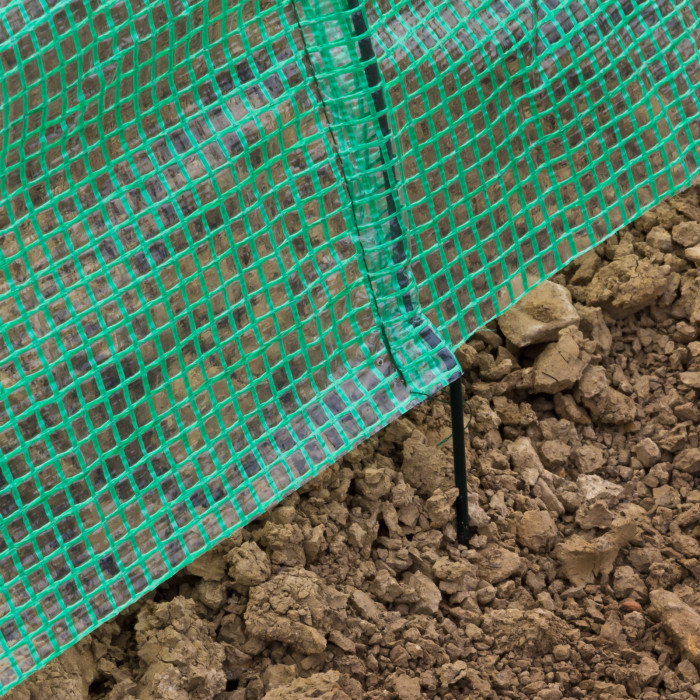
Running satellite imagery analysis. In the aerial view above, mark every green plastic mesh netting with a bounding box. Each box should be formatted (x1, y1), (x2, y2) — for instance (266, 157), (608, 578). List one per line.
(0, 0), (698, 690)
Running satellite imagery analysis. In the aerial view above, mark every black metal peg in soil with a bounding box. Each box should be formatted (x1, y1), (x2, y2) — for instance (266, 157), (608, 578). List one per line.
(450, 379), (470, 545)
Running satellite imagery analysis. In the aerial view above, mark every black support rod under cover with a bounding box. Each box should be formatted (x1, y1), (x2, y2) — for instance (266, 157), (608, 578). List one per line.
(450, 379), (470, 545)
(347, 0), (402, 233)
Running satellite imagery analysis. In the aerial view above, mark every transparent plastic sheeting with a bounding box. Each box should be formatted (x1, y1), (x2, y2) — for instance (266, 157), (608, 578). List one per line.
(0, 0), (698, 691)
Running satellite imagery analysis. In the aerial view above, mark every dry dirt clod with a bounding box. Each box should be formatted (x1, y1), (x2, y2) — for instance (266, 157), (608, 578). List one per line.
(574, 443), (605, 474)
(530, 327), (591, 393)
(508, 436), (545, 485)
(575, 500), (614, 530)
(3, 643), (95, 700)
(554, 515), (638, 586)
(582, 254), (668, 318)
(226, 541), (271, 587)
(425, 487), (459, 528)
(570, 250), (602, 285)
(477, 545), (523, 584)
(497, 280), (580, 347)
(481, 608), (570, 656)
(185, 546), (228, 581)
(391, 673), (421, 700)
(244, 569), (347, 655)
(576, 304), (613, 356)
(672, 221), (700, 247)
(553, 391), (592, 425)
(685, 245), (700, 264)
(679, 371), (700, 389)
(403, 571), (442, 614)
(649, 590), (700, 669)
(635, 438), (661, 469)
(578, 365), (637, 424)
(134, 597), (225, 700)
(674, 447), (700, 474)
(260, 671), (351, 700)
(438, 660), (469, 688)
(401, 433), (452, 496)
(577, 474), (623, 503)
(262, 664), (297, 691)
(613, 566), (648, 602)
(647, 226), (673, 252)
(516, 509), (558, 553)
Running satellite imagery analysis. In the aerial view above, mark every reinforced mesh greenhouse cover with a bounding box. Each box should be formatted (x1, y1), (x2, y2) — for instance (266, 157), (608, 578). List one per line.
(0, 0), (699, 690)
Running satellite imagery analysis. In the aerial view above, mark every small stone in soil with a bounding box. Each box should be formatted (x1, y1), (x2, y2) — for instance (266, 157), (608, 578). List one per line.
(497, 280), (580, 348)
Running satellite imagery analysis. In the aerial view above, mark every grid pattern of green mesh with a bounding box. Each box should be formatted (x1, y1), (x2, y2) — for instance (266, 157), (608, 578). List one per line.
(0, 0), (698, 692)
(369, 0), (700, 345)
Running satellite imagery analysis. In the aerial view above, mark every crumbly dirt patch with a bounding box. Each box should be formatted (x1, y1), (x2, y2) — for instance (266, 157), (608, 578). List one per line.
(9, 184), (700, 700)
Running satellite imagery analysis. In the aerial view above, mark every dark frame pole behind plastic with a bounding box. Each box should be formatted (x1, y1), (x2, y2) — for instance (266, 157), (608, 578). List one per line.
(347, 1), (471, 546)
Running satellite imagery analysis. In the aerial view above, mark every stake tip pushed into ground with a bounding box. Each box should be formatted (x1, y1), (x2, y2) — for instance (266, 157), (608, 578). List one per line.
(449, 379), (470, 546)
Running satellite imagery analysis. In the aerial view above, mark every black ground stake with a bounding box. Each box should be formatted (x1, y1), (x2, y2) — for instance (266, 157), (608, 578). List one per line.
(450, 379), (470, 545)
(347, 1), (471, 545)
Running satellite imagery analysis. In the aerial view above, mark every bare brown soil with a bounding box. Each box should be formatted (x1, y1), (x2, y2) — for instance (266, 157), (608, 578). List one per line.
(9, 184), (700, 700)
